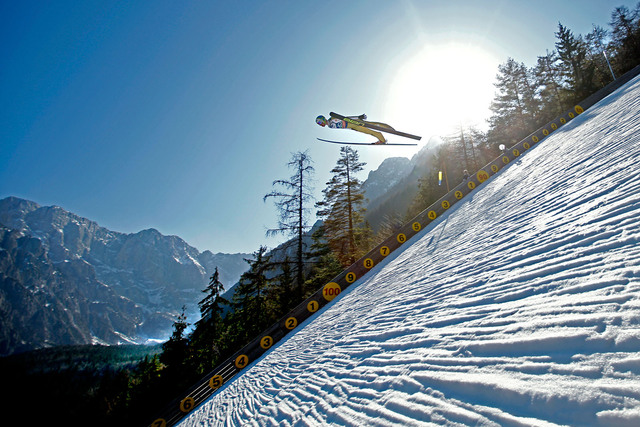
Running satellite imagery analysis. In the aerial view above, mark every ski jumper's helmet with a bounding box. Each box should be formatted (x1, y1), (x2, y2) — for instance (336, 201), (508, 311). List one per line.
(316, 115), (327, 126)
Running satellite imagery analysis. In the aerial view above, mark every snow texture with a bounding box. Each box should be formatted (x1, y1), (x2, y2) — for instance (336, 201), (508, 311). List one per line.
(180, 76), (640, 426)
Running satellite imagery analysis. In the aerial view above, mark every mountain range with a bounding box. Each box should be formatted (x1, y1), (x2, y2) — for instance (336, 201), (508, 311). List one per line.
(0, 144), (438, 356)
(0, 196), (249, 356)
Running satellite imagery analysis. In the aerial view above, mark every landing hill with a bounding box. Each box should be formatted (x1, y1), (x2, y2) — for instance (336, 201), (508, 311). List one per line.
(181, 75), (640, 426)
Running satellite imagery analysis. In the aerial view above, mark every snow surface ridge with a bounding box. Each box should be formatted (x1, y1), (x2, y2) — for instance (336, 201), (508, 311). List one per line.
(181, 75), (640, 426)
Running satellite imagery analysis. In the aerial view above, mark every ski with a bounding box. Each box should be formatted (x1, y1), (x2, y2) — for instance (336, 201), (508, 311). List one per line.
(317, 138), (417, 146)
(329, 112), (422, 140)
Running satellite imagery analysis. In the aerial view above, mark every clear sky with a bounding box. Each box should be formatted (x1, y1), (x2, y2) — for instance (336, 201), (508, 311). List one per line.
(1, 1), (634, 254)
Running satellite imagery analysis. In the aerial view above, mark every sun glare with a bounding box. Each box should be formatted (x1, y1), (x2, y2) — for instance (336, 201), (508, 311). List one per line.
(386, 43), (500, 139)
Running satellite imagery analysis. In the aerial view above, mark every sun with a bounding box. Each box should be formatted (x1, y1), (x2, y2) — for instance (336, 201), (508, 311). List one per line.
(386, 42), (500, 139)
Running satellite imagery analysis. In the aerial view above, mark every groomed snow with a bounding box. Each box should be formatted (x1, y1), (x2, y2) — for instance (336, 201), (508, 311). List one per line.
(180, 75), (640, 427)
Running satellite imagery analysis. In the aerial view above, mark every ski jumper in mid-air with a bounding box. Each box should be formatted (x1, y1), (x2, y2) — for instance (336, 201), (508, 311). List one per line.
(316, 114), (396, 144)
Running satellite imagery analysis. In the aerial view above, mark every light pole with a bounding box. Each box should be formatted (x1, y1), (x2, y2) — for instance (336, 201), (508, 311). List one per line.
(603, 49), (616, 81)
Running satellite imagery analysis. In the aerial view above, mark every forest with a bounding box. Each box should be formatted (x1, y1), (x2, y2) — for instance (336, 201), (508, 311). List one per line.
(3, 5), (639, 426)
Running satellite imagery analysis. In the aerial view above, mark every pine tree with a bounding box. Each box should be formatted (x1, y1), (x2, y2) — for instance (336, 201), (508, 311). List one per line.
(488, 57), (540, 147)
(228, 246), (274, 345)
(264, 151), (315, 303)
(451, 126), (481, 174)
(303, 225), (344, 295)
(609, 4), (640, 73)
(534, 50), (568, 119)
(189, 268), (228, 373)
(198, 268), (228, 325)
(268, 256), (294, 316)
(316, 147), (371, 266)
(472, 127), (495, 159)
(126, 354), (164, 421)
(555, 23), (597, 100)
(161, 307), (189, 367)
(159, 307), (190, 388)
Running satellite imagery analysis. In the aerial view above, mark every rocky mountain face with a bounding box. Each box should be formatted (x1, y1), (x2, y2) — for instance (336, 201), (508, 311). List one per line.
(0, 197), (248, 356)
(362, 157), (413, 202)
(363, 141), (440, 231)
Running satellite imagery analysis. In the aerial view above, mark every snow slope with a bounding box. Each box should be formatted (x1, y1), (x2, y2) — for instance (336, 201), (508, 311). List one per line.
(180, 76), (640, 426)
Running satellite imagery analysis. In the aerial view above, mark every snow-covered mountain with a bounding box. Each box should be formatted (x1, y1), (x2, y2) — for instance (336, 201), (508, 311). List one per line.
(0, 197), (249, 355)
(179, 75), (640, 426)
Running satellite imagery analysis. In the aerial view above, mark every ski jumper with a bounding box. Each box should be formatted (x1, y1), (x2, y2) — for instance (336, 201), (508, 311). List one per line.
(328, 117), (393, 144)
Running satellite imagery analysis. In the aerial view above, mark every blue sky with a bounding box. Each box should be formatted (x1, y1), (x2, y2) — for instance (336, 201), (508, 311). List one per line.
(0, 0), (634, 254)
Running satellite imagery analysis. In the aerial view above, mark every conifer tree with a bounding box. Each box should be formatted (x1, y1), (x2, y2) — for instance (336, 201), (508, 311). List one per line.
(488, 58), (540, 147)
(160, 307), (190, 388)
(468, 127), (495, 163)
(303, 225), (344, 295)
(534, 50), (568, 119)
(269, 256), (294, 315)
(450, 126), (481, 174)
(555, 23), (596, 100)
(228, 246), (274, 345)
(161, 307), (189, 366)
(190, 267), (228, 372)
(264, 151), (315, 303)
(609, 4), (640, 73)
(197, 268), (228, 325)
(316, 147), (371, 266)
